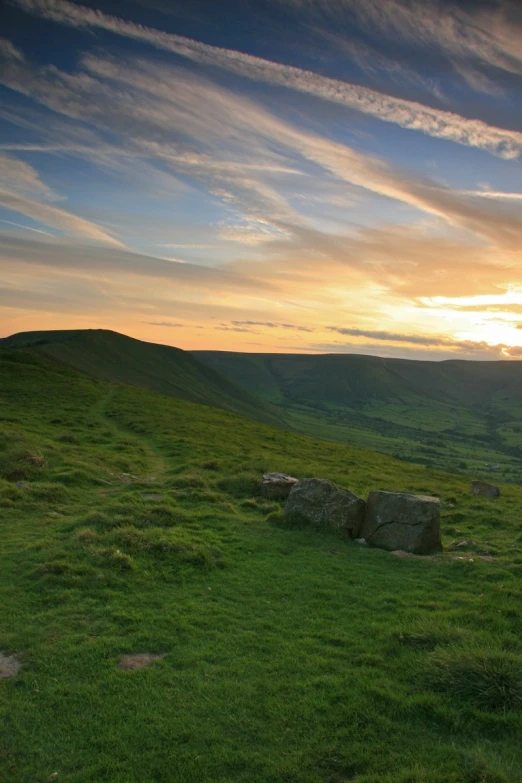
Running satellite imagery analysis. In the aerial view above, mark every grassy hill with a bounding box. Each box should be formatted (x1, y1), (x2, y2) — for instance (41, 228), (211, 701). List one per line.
(0, 329), (284, 429)
(194, 351), (522, 481)
(1, 348), (522, 782)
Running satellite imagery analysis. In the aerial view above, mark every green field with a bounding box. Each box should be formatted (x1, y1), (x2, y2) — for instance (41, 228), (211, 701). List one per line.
(1, 347), (522, 782)
(195, 350), (522, 482)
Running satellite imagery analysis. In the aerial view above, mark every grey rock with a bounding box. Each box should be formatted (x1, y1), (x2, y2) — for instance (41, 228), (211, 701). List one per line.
(360, 490), (442, 555)
(261, 472), (299, 499)
(284, 478), (365, 537)
(0, 652), (20, 679)
(470, 480), (500, 498)
(353, 537), (368, 546)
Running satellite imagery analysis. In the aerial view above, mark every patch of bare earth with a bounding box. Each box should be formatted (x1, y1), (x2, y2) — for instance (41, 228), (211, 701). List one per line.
(0, 652), (20, 678)
(118, 653), (165, 670)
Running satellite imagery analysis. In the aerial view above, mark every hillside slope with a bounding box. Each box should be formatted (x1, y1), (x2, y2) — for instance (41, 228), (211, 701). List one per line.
(194, 351), (522, 480)
(0, 329), (285, 428)
(1, 348), (522, 782)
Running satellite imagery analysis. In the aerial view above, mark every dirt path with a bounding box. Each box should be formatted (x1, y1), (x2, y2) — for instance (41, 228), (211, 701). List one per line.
(92, 386), (170, 481)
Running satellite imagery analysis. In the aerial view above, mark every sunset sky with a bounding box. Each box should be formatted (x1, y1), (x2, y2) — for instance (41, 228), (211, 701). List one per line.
(1, 0), (521, 359)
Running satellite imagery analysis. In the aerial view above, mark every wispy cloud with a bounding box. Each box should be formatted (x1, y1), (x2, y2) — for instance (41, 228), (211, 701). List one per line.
(279, 0), (522, 93)
(2, 37), (521, 252)
(143, 321), (184, 327)
(11, 0), (522, 158)
(0, 233), (276, 291)
(327, 325), (490, 350)
(0, 190), (125, 246)
(231, 320), (315, 332)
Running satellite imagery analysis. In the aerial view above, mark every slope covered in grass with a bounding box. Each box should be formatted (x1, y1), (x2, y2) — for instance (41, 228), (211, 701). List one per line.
(0, 329), (284, 429)
(195, 350), (522, 481)
(1, 349), (522, 782)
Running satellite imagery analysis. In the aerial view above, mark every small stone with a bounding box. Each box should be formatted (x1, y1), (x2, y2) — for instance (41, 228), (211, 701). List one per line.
(390, 550), (434, 561)
(0, 652), (20, 678)
(470, 480), (500, 498)
(141, 493), (163, 500)
(118, 653), (165, 670)
(261, 472), (299, 499)
(16, 481), (31, 490)
(353, 538), (367, 545)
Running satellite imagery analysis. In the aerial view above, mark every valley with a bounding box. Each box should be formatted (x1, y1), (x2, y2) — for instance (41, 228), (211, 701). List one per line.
(195, 351), (522, 482)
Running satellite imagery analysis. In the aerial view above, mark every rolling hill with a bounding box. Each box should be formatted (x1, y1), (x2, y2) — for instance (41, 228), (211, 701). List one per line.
(3, 329), (522, 481)
(194, 351), (522, 480)
(0, 329), (284, 429)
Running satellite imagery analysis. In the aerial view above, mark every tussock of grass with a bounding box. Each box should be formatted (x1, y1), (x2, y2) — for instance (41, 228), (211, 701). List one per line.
(218, 471), (262, 498)
(423, 647), (522, 712)
(167, 472), (207, 489)
(0, 432), (46, 481)
(109, 525), (223, 569)
(395, 624), (465, 651)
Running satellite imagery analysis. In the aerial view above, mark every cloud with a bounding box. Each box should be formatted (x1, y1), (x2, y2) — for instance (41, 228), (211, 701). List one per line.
(305, 340), (517, 361)
(2, 39), (521, 252)
(231, 320), (314, 332)
(0, 148), (124, 246)
(279, 0), (522, 93)
(327, 325), (504, 351)
(143, 321), (184, 327)
(0, 151), (59, 201)
(0, 233), (276, 291)
(11, 0), (522, 158)
(0, 190), (125, 246)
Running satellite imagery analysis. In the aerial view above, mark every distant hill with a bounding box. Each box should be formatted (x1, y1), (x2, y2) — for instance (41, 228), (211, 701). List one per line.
(0, 330), (285, 429)
(194, 351), (522, 481)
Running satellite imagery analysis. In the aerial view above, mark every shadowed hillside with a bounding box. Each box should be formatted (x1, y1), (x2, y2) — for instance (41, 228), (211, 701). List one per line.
(0, 329), (285, 429)
(194, 351), (522, 481)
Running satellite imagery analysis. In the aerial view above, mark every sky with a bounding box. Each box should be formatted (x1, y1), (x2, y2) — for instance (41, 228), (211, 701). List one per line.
(1, 0), (522, 360)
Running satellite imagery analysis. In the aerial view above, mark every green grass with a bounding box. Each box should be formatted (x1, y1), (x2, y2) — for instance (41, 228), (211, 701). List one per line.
(0, 329), (285, 429)
(195, 350), (522, 482)
(1, 349), (522, 782)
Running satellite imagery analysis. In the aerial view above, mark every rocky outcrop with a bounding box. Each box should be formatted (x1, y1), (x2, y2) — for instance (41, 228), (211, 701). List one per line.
(284, 478), (365, 537)
(261, 472), (299, 499)
(360, 490), (442, 555)
(470, 480), (500, 498)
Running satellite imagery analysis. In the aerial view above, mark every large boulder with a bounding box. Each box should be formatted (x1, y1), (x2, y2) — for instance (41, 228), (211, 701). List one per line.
(470, 480), (500, 498)
(360, 490), (442, 555)
(284, 478), (365, 537)
(261, 472), (299, 499)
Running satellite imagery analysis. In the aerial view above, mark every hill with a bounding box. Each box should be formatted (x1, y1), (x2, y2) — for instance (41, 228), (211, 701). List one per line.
(194, 351), (522, 481)
(1, 348), (522, 782)
(0, 329), (284, 429)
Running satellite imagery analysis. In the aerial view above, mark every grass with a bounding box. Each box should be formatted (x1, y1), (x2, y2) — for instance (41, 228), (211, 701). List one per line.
(194, 350), (522, 482)
(0, 329), (285, 429)
(1, 349), (522, 782)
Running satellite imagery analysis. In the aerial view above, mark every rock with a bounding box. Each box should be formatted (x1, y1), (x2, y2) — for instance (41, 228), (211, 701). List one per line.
(16, 481), (31, 490)
(0, 652), (20, 679)
(141, 493), (163, 501)
(261, 472), (299, 499)
(118, 653), (165, 670)
(284, 478), (365, 537)
(390, 550), (434, 561)
(360, 490), (442, 555)
(470, 480), (500, 498)
(449, 538), (477, 551)
(353, 537), (367, 546)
